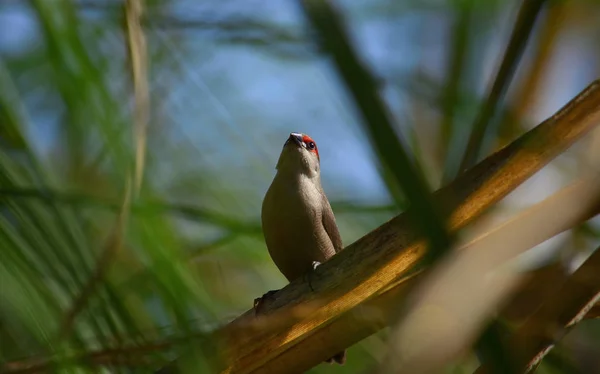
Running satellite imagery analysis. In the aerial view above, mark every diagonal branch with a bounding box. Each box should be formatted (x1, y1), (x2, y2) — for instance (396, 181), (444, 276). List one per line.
(475, 246), (600, 374)
(4, 79), (600, 373)
(380, 177), (599, 374)
(586, 303), (600, 319)
(206, 79), (600, 374)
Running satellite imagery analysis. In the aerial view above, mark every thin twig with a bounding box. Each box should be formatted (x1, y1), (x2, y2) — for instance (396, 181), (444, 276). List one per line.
(586, 303), (600, 319)
(3, 336), (175, 374)
(440, 3), (473, 185)
(125, 0), (149, 195)
(458, 0), (548, 174)
(0, 187), (262, 234)
(498, 1), (566, 147)
(60, 180), (132, 339)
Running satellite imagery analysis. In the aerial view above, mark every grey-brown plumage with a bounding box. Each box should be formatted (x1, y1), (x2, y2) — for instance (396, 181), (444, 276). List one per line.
(260, 132), (346, 365)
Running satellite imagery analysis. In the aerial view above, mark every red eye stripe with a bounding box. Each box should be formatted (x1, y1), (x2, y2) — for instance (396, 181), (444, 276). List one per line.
(302, 134), (319, 158)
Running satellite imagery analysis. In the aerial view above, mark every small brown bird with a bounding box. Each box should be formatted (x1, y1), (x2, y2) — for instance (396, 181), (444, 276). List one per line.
(258, 132), (346, 365)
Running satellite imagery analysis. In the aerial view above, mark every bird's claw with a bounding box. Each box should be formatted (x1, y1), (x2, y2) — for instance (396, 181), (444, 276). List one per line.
(253, 290), (279, 316)
(307, 261), (322, 291)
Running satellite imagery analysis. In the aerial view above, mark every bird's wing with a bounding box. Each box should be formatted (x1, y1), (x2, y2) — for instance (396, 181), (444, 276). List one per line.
(320, 191), (343, 253)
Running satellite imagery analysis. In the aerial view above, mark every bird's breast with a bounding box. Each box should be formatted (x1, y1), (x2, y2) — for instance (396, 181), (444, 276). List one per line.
(261, 175), (332, 281)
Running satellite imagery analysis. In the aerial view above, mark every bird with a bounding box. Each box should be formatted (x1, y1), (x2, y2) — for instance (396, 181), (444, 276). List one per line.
(258, 132), (346, 365)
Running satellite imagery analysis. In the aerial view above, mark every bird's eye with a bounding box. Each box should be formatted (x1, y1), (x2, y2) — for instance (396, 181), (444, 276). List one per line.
(307, 142), (316, 150)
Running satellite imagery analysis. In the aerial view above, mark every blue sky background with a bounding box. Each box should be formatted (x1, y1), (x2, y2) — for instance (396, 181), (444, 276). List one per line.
(1, 0), (599, 282)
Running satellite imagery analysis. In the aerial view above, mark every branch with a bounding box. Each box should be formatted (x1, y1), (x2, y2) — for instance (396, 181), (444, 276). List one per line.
(4, 175), (598, 374)
(501, 262), (570, 323)
(380, 177), (599, 374)
(475, 246), (600, 374)
(4, 76), (599, 373)
(205, 80), (599, 373)
(586, 303), (600, 319)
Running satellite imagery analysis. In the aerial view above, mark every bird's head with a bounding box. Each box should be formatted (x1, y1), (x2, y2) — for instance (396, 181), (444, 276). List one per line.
(276, 132), (320, 177)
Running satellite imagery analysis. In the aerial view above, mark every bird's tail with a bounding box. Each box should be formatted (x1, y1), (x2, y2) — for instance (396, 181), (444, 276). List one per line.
(325, 350), (346, 365)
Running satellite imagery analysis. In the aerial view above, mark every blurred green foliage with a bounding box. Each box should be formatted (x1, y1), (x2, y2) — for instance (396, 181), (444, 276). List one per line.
(0, 0), (598, 373)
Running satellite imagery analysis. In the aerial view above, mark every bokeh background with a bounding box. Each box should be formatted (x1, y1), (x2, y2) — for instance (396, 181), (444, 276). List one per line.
(1, 0), (599, 373)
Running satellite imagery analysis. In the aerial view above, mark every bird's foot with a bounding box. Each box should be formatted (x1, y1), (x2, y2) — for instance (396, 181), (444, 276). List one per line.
(253, 290), (279, 316)
(307, 261), (322, 291)
(325, 350), (347, 365)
